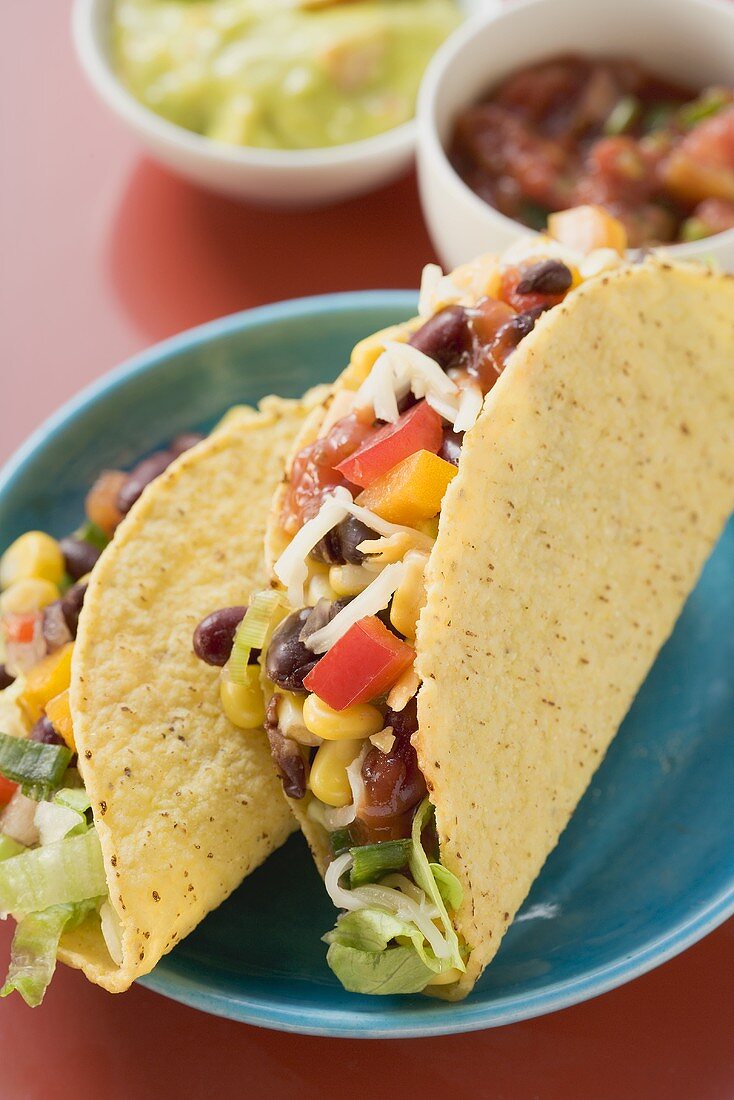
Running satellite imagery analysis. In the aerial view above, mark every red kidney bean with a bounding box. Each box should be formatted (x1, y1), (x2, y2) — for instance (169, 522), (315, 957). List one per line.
(0, 664), (14, 690)
(516, 259), (572, 295)
(356, 696), (427, 841)
(490, 306), (547, 368)
(409, 306), (473, 371)
(193, 606), (247, 667)
(59, 537), (101, 581)
(265, 608), (320, 693)
(117, 450), (174, 515)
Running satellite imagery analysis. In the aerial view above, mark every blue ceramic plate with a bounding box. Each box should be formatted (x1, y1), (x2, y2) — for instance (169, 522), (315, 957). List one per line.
(1, 294), (732, 1038)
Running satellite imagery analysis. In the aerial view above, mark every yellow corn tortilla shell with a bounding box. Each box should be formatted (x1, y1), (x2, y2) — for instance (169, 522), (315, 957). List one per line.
(268, 259), (734, 999)
(62, 399), (314, 992)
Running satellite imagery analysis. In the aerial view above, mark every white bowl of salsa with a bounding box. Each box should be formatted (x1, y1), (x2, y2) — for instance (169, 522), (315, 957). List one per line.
(417, 0), (734, 269)
(72, 0), (478, 206)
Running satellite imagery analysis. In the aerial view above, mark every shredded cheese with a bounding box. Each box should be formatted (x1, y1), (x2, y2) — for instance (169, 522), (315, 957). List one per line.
(305, 561), (406, 653)
(453, 380), (483, 433)
(274, 488), (351, 605)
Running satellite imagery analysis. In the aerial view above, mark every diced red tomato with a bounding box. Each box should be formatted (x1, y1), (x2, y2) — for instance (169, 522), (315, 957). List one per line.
(335, 401), (443, 489)
(303, 616), (415, 711)
(0, 775), (18, 807)
(3, 611), (40, 645)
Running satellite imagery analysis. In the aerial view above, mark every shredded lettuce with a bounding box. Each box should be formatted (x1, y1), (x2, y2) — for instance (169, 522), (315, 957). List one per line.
(326, 909), (438, 995)
(1, 898), (99, 1007)
(34, 788), (91, 847)
(324, 799), (465, 994)
(0, 835), (25, 862)
(0, 828), (106, 918)
(0, 732), (72, 802)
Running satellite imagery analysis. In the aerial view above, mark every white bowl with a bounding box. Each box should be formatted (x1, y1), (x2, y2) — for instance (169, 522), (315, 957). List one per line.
(72, 0), (482, 207)
(417, 0), (734, 270)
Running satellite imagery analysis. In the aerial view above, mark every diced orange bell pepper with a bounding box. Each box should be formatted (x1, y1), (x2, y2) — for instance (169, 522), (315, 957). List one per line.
(44, 689), (75, 753)
(548, 205), (628, 255)
(19, 642), (74, 725)
(356, 449), (457, 526)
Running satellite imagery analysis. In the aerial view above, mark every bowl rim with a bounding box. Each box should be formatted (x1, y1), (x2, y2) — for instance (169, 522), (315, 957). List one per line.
(0, 291), (418, 505)
(2, 291), (732, 1037)
(72, 0), (425, 171)
(416, 0), (734, 261)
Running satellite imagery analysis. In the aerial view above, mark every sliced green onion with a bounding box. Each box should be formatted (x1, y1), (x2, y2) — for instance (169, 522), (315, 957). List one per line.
(678, 89), (729, 129)
(73, 520), (110, 552)
(0, 733), (72, 802)
(227, 589), (282, 686)
(349, 840), (412, 888)
(329, 827), (355, 857)
(0, 828), (106, 918)
(0, 835), (25, 862)
(642, 103), (676, 134)
(604, 95), (641, 136)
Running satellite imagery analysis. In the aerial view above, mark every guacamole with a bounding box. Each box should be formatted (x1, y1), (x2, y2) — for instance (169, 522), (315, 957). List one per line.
(112, 0), (460, 150)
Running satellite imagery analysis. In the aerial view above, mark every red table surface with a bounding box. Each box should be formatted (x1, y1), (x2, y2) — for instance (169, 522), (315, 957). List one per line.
(2, 6), (733, 1099)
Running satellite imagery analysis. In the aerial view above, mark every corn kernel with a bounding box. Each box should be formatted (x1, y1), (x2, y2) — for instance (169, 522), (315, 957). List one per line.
(220, 667), (265, 730)
(328, 564), (373, 597)
(390, 553), (427, 640)
(278, 692), (321, 747)
(19, 642), (74, 725)
(0, 532), (65, 590)
(306, 571), (337, 605)
(303, 694), (383, 741)
(0, 577), (59, 615)
(309, 738), (363, 807)
(45, 689), (75, 752)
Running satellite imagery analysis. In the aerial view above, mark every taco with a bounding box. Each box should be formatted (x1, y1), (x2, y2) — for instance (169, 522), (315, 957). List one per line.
(197, 212), (734, 999)
(0, 398), (312, 1004)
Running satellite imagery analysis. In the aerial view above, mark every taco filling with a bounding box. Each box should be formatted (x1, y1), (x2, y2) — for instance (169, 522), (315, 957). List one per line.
(194, 209), (646, 995)
(0, 432), (203, 1005)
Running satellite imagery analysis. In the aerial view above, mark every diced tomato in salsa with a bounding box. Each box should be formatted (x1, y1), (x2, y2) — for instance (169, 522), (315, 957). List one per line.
(281, 412), (373, 533)
(335, 401), (443, 489)
(303, 616), (415, 711)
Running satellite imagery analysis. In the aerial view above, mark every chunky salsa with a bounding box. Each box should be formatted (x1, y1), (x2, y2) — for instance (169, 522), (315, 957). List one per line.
(450, 54), (734, 247)
(195, 217), (641, 995)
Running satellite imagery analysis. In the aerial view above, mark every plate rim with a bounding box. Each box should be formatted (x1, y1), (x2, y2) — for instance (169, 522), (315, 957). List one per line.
(2, 291), (732, 1038)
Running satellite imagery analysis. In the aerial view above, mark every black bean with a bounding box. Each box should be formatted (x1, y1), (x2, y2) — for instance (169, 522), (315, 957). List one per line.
(60, 582), (88, 637)
(298, 598), (349, 645)
(516, 260), (572, 296)
(265, 608), (320, 693)
(59, 537), (101, 581)
(409, 306), (472, 371)
(42, 602), (73, 651)
(30, 715), (65, 746)
(169, 432), (205, 457)
(0, 664), (15, 690)
(439, 428), (464, 467)
(193, 606), (247, 667)
(266, 699), (307, 800)
(312, 515), (375, 566)
(117, 450), (174, 515)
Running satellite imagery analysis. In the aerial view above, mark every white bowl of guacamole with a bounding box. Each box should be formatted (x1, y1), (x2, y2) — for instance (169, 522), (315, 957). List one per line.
(73, 0), (473, 205)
